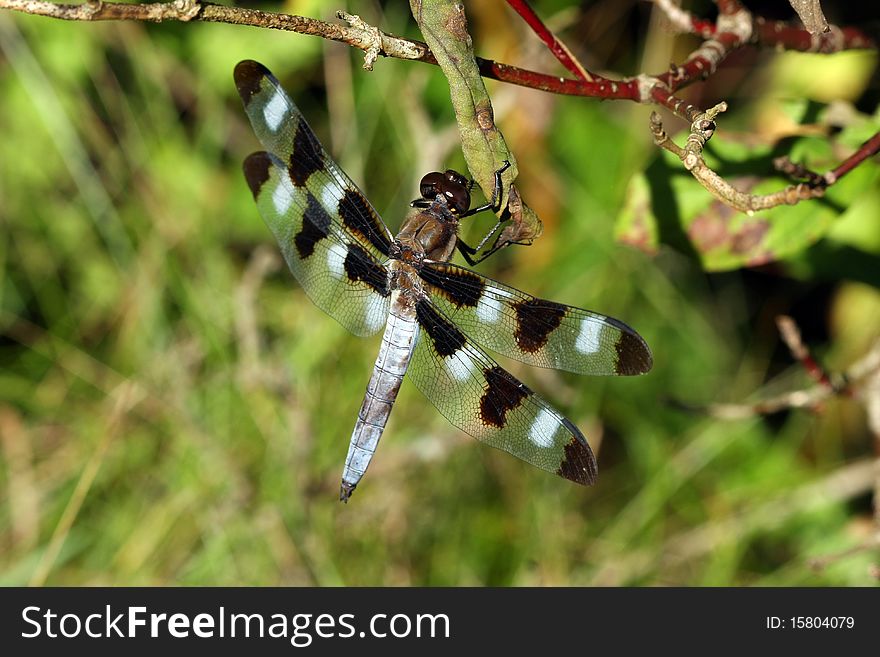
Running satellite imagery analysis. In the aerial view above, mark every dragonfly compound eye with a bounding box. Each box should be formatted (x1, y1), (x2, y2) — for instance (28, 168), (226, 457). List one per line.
(419, 171), (446, 200)
(441, 170), (471, 214)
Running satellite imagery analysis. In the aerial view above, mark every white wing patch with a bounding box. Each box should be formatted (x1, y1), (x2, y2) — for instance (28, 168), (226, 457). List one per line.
(476, 293), (501, 323)
(475, 287), (511, 324)
(528, 408), (559, 448)
(364, 284), (391, 334)
(444, 349), (477, 382)
(263, 89), (289, 133)
(321, 183), (340, 215)
(272, 177), (295, 215)
(326, 243), (347, 279)
(576, 318), (603, 355)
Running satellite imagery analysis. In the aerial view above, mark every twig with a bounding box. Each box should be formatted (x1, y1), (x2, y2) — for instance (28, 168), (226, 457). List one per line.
(651, 107), (880, 213)
(671, 388), (828, 420)
(3, 0), (878, 212)
(789, 0), (829, 35)
(660, 2), (753, 90)
(828, 130), (880, 182)
(505, 0), (590, 81)
(776, 315), (838, 392)
(773, 156), (827, 187)
(3, 0), (872, 94)
(754, 17), (873, 52)
(652, 0), (872, 51)
(0, 0), (429, 68)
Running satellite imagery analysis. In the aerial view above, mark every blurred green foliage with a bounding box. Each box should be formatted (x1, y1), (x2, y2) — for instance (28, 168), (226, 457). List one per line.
(618, 87), (880, 275)
(0, 2), (878, 586)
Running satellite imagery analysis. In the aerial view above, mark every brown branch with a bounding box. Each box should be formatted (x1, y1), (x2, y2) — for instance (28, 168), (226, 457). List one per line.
(651, 107), (880, 213)
(3, 0), (877, 213)
(2, 0), (201, 21)
(0, 0), (429, 69)
(4, 0), (872, 100)
(0, 0), (645, 98)
(789, 0), (829, 35)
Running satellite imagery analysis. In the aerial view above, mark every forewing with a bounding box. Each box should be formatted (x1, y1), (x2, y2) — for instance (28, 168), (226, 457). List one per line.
(409, 297), (597, 486)
(243, 152), (390, 337)
(234, 59), (394, 258)
(419, 262), (652, 375)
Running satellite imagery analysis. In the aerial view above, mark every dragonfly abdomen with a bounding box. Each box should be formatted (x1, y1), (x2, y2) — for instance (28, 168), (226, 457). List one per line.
(340, 291), (419, 501)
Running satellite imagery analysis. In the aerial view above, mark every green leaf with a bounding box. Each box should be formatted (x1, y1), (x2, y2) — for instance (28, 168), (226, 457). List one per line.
(616, 108), (880, 271)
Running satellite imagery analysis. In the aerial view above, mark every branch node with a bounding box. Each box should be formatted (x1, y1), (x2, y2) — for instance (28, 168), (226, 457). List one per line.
(337, 11), (384, 70)
(84, 0), (103, 16)
(173, 0), (200, 22)
(684, 101), (727, 153)
(649, 111), (665, 143)
(682, 152), (700, 170)
(633, 73), (661, 103)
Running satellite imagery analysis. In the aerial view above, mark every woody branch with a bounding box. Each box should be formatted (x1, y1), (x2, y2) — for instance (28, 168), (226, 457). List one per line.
(2, 0), (877, 213)
(2, 0), (873, 96)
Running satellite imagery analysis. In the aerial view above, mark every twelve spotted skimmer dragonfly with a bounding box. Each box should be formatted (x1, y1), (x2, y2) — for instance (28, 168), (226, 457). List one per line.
(234, 60), (652, 502)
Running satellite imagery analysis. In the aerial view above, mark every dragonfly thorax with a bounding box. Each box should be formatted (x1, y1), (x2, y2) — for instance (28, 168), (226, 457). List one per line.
(395, 207), (460, 264)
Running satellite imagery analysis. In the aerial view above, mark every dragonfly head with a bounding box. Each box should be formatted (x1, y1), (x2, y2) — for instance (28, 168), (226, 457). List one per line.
(418, 169), (471, 215)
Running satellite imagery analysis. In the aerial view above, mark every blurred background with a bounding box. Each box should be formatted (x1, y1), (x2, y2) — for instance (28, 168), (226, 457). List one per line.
(1, 0), (878, 585)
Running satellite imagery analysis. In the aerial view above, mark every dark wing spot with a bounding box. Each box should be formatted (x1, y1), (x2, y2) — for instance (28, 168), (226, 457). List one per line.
(416, 299), (466, 358)
(344, 243), (390, 296)
(339, 188), (392, 256)
(233, 60), (270, 107)
(288, 121), (324, 187)
(480, 366), (530, 429)
(418, 264), (484, 308)
(514, 299), (566, 354)
(614, 325), (653, 375)
(556, 430), (597, 485)
(293, 191), (332, 259)
(242, 152), (271, 199)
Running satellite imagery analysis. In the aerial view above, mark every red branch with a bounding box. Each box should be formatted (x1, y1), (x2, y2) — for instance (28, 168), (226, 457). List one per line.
(829, 130), (880, 182)
(476, 58), (640, 99)
(656, 29), (747, 92)
(496, 0), (874, 126)
(754, 17), (876, 52)
(504, 0), (589, 81)
(776, 316), (837, 393)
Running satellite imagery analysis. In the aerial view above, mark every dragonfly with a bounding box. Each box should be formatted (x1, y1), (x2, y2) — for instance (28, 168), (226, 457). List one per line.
(233, 60), (653, 502)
